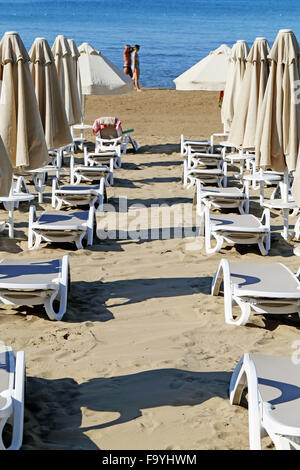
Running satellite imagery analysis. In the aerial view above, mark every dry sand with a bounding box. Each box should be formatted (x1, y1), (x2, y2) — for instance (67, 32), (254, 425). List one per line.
(1, 88), (299, 450)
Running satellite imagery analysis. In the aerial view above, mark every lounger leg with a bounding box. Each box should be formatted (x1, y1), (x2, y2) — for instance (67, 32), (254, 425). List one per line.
(29, 231), (42, 250)
(204, 207), (223, 254)
(75, 232), (85, 250)
(211, 259), (251, 325)
(183, 160), (188, 187)
(8, 350), (25, 450)
(229, 354), (262, 450)
(70, 154), (75, 184)
(86, 206), (95, 246)
(197, 204), (205, 237)
(96, 178), (105, 213)
(180, 134), (184, 155)
(52, 177), (57, 208)
(268, 433), (293, 450)
(28, 205), (35, 249)
(205, 229), (223, 254)
(45, 255), (69, 321)
(110, 158), (114, 186)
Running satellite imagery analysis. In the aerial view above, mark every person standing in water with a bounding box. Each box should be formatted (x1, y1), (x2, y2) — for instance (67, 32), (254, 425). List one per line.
(132, 44), (141, 91)
(123, 44), (133, 78)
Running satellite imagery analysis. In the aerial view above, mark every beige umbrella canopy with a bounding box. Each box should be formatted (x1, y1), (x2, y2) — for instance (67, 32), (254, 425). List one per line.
(78, 42), (134, 95)
(0, 136), (13, 196)
(228, 37), (270, 149)
(173, 44), (231, 91)
(221, 40), (250, 133)
(68, 38), (83, 120)
(29, 37), (73, 150)
(0, 31), (49, 170)
(52, 35), (82, 126)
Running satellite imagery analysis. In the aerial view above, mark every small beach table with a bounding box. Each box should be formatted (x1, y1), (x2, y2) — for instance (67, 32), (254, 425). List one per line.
(72, 124), (93, 150)
(0, 192), (35, 238)
(26, 166), (66, 203)
(220, 141), (255, 181)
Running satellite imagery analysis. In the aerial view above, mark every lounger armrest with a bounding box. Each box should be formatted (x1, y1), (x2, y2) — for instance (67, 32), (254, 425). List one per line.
(229, 353), (262, 450)
(83, 145), (89, 165)
(260, 208), (270, 229)
(9, 350), (25, 450)
(51, 177), (58, 208)
(29, 205), (37, 224)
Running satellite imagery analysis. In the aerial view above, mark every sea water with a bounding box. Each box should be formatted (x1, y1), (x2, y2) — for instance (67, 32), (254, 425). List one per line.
(1, 0), (300, 88)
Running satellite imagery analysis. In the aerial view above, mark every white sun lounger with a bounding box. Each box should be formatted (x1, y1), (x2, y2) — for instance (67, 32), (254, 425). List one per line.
(0, 343), (25, 450)
(203, 206), (270, 255)
(196, 180), (248, 216)
(180, 134), (210, 156)
(70, 152), (112, 186)
(211, 258), (300, 325)
(183, 149), (226, 188)
(52, 177), (106, 212)
(28, 206), (95, 250)
(94, 122), (123, 168)
(0, 256), (69, 321)
(83, 146), (117, 184)
(230, 353), (300, 449)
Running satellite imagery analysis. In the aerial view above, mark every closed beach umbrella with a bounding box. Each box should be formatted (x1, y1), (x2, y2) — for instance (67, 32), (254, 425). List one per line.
(52, 35), (82, 126)
(78, 42), (134, 95)
(0, 31), (49, 170)
(0, 136), (13, 196)
(173, 44), (231, 91)
(221, 40), (250, 133)
(256, 29), (300, 173)
(228, 37), (270, 149)
(255, 29), (300, 238)
(29, 37), (73, 150)
(68, 38), (83, 120)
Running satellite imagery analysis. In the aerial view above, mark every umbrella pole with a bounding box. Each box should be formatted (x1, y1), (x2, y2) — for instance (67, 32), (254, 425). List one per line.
(282, 169), (290, 240)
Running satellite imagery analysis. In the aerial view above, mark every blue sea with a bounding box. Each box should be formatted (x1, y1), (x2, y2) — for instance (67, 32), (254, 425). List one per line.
(1, 0), (300, 88)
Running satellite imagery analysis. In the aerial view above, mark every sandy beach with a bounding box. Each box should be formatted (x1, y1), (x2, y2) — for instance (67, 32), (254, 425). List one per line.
(1, 88), (299, 450)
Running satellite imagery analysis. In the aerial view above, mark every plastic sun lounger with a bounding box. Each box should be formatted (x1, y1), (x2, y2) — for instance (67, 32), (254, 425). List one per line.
(28, 206), (95, 250)
(211, 258), (300, 326)
(204, 206), (270, 255)
(95, 122), (138, 166)
(196, 180), (248, 217)
(70, 152), (112, 186)
(0, 256), (69, 321)
(183, 148), (227, 189)
(52, 177), (106, 212)
(83, 145), (117, 184)
(0, 343), (25, 450)
(180, 134), (210, 156)
(229, 353), (300, 449)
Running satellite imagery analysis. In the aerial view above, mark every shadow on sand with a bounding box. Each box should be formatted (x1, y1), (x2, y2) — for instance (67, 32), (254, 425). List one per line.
(24, 368), (231, 449)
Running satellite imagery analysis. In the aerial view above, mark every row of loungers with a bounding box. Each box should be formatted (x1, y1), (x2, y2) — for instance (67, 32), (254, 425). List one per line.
(181, 133), (300, 450)
(0, 120), (139, 449)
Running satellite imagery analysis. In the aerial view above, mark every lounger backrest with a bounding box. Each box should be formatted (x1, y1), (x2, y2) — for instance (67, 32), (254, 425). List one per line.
(99, 126), (122, 139)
